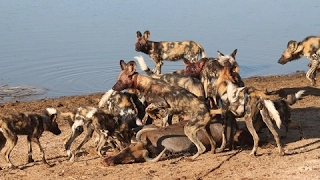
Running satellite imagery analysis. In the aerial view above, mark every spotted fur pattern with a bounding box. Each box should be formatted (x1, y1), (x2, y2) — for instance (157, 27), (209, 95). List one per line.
(135, 30), (206, 74)
(278, 36), (320, 86)
(112, 60), (223, 160)
(183, 49), (241, 97)
(0, 108), (61, 168)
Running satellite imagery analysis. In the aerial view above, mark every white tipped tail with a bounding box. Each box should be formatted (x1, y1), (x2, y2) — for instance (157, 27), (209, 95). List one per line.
(46, 108), (57, 115)
(264, 99), (281, 129)
(295, 90), (305, 99)
(98, 89), (115, 108)
(134, 55), (149, 71)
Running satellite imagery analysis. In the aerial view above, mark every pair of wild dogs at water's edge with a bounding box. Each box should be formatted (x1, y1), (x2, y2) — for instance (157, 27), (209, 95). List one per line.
(278, 35), (320, 86)
(0, 108), (61, 169)
(135, 30), (206, 74)
(112, 59), (223, 160)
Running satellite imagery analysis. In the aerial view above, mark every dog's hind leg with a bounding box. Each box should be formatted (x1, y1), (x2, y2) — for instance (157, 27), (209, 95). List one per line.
(306, 59), (319, 86)
(2, 129), (18, 168)
(184, 125), (206, 160)
(185, 114), (216, 159)
(260, 107), (284, 156)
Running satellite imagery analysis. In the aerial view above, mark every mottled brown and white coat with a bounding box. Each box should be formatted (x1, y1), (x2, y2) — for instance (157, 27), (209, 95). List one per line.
(278, 36), (320, 86)
(183, 49), (241, 97)
(0, 108), (61, 169)
(135, 30), (206, 74)
(112, 60), (222, 160)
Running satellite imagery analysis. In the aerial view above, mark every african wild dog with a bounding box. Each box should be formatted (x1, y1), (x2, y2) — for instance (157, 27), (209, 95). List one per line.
(0, 108), (61, 169)
(135, 55), (206, 126)
(62, 106), (141, 162)
(135, 30), (206, 74)
(134, 55), (205, 100)
(278, 36), (320, 86)
(183, 49), (241, 98)
(253, 90), (305, 140)
(112, 60), (223, 160)
(215, 67), (284, 156)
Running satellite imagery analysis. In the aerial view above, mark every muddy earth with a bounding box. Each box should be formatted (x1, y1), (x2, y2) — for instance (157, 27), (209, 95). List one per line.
(1, 71), (320, 180)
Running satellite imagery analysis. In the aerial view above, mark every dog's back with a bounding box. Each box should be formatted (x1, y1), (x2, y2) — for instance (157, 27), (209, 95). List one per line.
(1, 112), (43, 135)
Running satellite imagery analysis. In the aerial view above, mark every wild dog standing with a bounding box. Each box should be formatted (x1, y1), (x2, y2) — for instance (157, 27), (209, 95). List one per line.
(135, 55), (206, 126)
(278, 36), (320, 86)
(112, 60), (223, 160)
(135, 30), (206, 74)
(0, 108), (61, 169)
(253, 90), (305, 139)
(135, 55), (205, 100)
(183, 49), (241, 98)
(216, 67), (284, 156)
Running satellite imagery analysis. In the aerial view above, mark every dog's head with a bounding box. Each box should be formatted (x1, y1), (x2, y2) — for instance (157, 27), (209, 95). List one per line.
(135, 31), (150, 54)
(278, 40), (303, 64)
(217, 49), (237, 64)
(183, 57), (208, 79)
(44, 108), (61, 135)
(112, 60), (137, 92)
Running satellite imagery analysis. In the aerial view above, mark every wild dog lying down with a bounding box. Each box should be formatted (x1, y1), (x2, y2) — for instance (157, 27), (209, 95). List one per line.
(183, 49), (241, 97)
(253, 90), (305, 139)
(135, 30), (206, 74)
(112, 60), (223, 160)
(0, 108), (61, 169)
(63, 106), (141, 162)
(278, 36), (320, 86)
(103, 118), (250, 166)
(215, 67), (284, 156)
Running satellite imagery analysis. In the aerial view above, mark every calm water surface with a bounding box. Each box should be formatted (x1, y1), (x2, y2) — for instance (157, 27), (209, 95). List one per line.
(1, 0), (319, 102)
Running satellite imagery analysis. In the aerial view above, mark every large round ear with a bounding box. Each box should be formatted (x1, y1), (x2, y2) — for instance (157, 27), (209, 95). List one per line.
(143, 30), (150, 40)
(217, 50), (225, 58)
(120, 60), (127, 70)
(127, 61), (137, 75)
(136, 31), (142, 38)
(287, 40), (298, 52)
(231, 49), (237, 58)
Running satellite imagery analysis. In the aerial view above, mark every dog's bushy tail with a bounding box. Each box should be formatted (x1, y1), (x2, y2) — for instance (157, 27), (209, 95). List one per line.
(286, 90), (305, 105)
(134, 56), (160, 79)
(98, 89), (115, 108)
(197, 43), (206, 58)
(264, 99), (282, 129)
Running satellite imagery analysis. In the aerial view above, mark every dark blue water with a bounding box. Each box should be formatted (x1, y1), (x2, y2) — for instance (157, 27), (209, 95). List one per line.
(1, 0), (319, 102)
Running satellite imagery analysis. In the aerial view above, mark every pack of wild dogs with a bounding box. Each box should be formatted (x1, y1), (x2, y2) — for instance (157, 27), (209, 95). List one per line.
(0, 31), (319, 169)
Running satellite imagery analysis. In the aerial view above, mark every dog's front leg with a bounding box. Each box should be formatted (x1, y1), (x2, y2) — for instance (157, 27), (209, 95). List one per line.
(31, 137), (51, 167)
(27, 135), (34, 163)
(70, 123), (95, 162)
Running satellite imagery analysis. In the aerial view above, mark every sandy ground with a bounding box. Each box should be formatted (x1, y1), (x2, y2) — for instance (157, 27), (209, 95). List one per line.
(1, 71), (320, 180)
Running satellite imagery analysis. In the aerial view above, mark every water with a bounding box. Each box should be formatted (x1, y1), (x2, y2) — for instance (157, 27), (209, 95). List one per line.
(1, 0), (319, 103)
